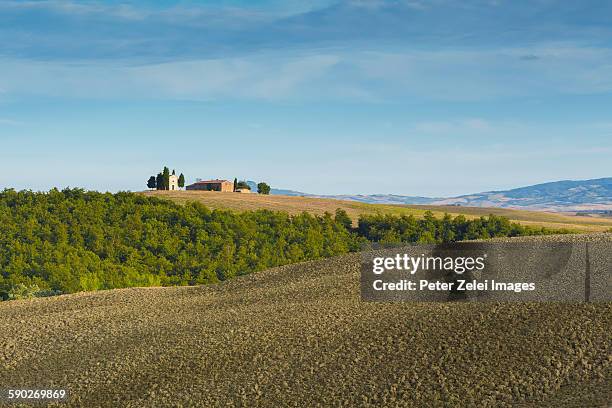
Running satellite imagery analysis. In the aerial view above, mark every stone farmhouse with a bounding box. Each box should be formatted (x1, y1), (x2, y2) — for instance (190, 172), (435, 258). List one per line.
(186, 179), (234, 192)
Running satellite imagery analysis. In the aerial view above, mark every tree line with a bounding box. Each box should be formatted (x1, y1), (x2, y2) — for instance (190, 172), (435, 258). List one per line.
(0, 189), (569, 300)
(355, 211), (569, 243)
(0, 189), (359, 300)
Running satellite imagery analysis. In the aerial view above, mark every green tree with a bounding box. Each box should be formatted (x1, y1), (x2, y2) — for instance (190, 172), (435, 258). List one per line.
(156, 173), (163, 190)
(0, 189), (364, 300)
(236, 180), (250, 190)
(257, 182), (271, 195)
(178, 173), (185, 189)
(0, 188), (566, 302)
(162, 167), (170, 190)
(172, 169), (176, 176)
(233, 178), (238, 192)
(334, 208), (352, 230)
(147, 176), (156, 190)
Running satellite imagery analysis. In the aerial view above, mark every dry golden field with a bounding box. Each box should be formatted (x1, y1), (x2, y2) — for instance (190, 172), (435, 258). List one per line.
(141, 190), (612, 232)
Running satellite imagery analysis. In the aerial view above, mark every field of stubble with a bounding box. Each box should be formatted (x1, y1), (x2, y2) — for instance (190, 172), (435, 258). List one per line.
(1, 237), (610, 407)
(140, 190), (612, 232)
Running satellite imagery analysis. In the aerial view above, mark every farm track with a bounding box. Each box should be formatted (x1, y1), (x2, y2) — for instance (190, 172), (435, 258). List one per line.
(1, 234), (611, 407)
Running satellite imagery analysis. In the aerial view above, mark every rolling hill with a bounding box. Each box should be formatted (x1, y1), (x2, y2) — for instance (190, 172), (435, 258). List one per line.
(261, 177), (612, 212)
(141, 190), (612, 232)
(2, 234), (609, 407)
(431, 177), (612, 211)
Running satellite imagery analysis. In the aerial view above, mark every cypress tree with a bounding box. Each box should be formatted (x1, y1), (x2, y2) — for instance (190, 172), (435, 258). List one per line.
(163, 167), (170, 190)
(147, 176), (156, 190)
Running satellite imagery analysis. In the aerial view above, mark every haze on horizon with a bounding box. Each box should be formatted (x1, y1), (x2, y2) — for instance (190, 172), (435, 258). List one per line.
(0, 0), (611, 196)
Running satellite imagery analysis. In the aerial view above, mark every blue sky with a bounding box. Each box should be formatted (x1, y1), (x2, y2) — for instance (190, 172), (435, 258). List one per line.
(1, 0), (611, 196)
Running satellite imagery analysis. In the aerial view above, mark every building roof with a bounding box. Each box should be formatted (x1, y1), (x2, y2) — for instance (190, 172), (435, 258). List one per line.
(191, 179), (231, 184)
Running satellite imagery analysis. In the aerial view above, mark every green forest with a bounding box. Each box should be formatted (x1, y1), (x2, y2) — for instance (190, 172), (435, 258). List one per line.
(356, 212), (566, 243)
(0, 189), (568, 300)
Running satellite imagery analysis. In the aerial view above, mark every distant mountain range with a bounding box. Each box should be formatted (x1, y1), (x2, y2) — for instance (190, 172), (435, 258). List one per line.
(252, 178), (612, 212)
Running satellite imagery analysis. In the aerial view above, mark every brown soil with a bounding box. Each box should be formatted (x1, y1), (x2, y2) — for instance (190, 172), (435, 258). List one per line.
(1, 237), (610, 406)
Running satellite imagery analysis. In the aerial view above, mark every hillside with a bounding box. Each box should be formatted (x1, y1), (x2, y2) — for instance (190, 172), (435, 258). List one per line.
(431, 177), (612, 211)
(141, 190), (612, 232)
(5, 189), (599, 302)
(2, 234), (609, 407)
(265, 177), (612, 212)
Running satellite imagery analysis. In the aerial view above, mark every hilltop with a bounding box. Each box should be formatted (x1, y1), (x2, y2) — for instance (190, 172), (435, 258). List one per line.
(431, 177), (612, 211)
(1, 234), (609, 407)
(260, 177), (612, 212)
(141, 190), (612, 232)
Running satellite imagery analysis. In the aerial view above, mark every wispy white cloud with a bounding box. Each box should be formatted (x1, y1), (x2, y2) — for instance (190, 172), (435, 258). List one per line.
(0, 0), (325, 24)
(0, 118), (24, 126)
(590, 122), (612, 130)
(127, 53), (344, 101)
(355, 45), (612, 100)
(0, 53), (349, 102)
(1, 44), (610, 102)
(3, 0), (611, 63)
(0, 0), (146, 19)
(413, 118), (492, 133)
